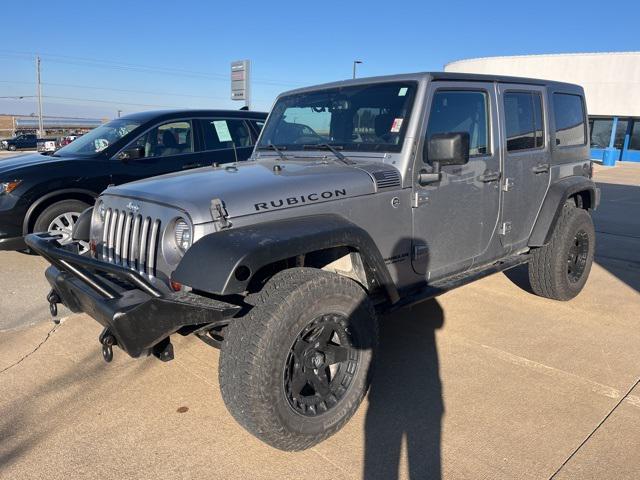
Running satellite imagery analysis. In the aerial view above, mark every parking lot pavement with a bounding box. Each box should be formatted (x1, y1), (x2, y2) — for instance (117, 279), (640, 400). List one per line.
(1, 163), (639, 479)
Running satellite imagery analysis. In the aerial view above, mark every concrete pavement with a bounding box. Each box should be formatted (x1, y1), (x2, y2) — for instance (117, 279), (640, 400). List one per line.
(1, 163), (639, 479)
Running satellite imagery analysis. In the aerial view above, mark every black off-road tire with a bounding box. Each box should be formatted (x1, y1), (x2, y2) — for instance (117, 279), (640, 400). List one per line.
(219, 267), (378, 451)
(528, 204), (595, 301)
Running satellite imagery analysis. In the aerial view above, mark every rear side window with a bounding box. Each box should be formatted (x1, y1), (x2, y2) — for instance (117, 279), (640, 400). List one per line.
(553, 93), (586, 147)
(200, 119), (253, 151)
(504, 92), (544, 151)
(425, 90), (489, 160)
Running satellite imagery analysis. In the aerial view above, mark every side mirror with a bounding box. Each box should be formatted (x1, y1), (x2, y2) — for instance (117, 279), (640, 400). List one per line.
(116, 146), (145, 162)
(427, 132), (470, 166)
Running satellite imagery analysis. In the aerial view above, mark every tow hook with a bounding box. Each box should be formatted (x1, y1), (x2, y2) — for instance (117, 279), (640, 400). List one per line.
(47, 290), (61, 321)
(152, 337), (174, 362)
(99, 328), (116, 363)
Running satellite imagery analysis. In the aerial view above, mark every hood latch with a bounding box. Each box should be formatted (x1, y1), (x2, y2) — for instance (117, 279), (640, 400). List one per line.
(210, 198), (231, 229)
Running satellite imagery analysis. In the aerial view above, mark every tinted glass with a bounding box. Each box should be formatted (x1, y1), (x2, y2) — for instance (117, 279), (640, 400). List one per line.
(56, 118), (141, 156)
(590, 118), (613, 148)
(201, 119), (252, 150)
(425, 90), (489, 160)
(630, 121), (640, 150)
(504, 92), (544, 151)
(128, 120), (193, 158)
(553, 93), (586, 146)
(613, 120), (628, 149)
(258, 82), (417, 153)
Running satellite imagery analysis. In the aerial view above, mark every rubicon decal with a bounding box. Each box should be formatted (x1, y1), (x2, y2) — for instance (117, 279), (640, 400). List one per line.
(254, 189), (347, 211)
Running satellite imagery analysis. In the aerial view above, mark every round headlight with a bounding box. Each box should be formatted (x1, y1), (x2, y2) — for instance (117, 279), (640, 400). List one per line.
(174, 219), (192, 252)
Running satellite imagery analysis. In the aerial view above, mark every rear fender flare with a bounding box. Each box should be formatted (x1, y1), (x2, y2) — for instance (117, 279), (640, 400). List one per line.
(529, 176), (597, 247)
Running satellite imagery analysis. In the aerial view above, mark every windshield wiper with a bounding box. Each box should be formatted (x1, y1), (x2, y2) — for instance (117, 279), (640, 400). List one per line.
(257, 143), (289, 161)
(302, 143), (356, 165)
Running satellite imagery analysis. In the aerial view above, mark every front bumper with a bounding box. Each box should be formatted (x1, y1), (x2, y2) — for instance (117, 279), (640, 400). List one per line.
(0, 235), (26, 251)
(26, 233), (241, 359)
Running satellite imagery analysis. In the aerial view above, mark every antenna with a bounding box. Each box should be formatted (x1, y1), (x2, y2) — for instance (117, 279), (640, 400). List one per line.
(231, 141), (239, 164)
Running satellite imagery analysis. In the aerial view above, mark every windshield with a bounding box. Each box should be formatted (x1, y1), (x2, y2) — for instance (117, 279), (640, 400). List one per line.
(258, 81), (417, 153)
(55, 118), (142, 156)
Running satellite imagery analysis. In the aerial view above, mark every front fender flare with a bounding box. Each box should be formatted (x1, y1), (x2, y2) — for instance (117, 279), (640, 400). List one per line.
(172, 214), (399, 303)
(529, 176), (598, 247)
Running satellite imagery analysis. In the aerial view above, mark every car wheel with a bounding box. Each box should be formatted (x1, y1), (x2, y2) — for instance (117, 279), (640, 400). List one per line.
(219, 267), (378, 451)
(33, 200), (91, 254)
(8, 144), (16, 151)
(527, 204), (595, 301)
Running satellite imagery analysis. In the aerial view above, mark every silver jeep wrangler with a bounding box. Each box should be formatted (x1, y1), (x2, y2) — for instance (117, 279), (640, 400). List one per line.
(28, 72), (599, 451)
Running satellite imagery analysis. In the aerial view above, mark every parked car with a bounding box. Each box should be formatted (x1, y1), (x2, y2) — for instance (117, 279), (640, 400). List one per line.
(37, 138), (58, 155)
(28, 72), (598, 451)
(3, 133), (38, 151)
(0, 109), (266, 251)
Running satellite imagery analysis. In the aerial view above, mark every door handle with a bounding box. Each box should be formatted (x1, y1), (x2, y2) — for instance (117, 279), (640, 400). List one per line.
(477, 171), (501, 183)
(532, 163), (550, 174)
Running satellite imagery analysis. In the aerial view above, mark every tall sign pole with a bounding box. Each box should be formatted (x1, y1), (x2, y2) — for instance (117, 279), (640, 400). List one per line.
(231, 60), (251, 110)
(35, 56), (44, 136)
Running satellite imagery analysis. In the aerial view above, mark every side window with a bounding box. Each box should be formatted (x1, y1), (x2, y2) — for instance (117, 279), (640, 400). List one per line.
(553, 93), (586, 147)
(201, 119), (253, 151)
(129, 120), (193, 158)
(425, 90), (489, 162)
(249, 120), (265, 142)
(504, 91), (544, 151)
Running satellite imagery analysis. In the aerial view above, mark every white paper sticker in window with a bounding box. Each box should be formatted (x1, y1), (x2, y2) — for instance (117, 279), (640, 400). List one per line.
(390, 118), (404, 133)
(213, 120), (233, 142)
(398, 87), (408, 96)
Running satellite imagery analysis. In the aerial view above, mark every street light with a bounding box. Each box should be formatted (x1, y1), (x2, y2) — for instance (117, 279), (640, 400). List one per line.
(353, 60), (363, 79)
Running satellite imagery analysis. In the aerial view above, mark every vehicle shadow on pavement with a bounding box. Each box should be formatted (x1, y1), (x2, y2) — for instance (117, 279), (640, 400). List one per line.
(363, 299), (444, 480)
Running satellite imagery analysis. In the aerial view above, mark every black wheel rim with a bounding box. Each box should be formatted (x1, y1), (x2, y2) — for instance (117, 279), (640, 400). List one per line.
(567, 229), (589, 283)
(284, 313), (358, 417)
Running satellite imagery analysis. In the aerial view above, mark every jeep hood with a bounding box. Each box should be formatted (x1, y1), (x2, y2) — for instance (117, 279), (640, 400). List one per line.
(103, 159), (385, 224)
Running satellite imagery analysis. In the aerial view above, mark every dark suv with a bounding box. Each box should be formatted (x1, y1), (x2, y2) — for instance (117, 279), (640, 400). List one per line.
(3, 133), (38, 151)
(0, 109), (266, 251)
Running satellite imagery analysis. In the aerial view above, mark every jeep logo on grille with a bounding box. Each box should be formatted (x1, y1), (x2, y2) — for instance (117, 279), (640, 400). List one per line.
(126, 201), (140, 213)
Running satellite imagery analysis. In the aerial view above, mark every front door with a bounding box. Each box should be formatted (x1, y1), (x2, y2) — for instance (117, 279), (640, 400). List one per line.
(412, 81), (501, 281)
(497, 84), (551, 251)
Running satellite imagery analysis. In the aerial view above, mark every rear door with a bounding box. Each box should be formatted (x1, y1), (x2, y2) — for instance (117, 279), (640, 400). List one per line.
(498, 84), (551, 250)
(195, 118), (256, 164)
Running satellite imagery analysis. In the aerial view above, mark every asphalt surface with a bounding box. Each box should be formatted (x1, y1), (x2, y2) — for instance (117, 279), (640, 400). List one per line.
(0, 163), (639, 479)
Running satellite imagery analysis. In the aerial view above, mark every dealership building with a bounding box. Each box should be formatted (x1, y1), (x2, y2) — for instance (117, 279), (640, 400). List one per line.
(445, 52), (640, 163)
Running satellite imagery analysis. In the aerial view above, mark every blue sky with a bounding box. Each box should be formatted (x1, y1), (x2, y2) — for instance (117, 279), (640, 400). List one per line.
(1, 0), (638, 119)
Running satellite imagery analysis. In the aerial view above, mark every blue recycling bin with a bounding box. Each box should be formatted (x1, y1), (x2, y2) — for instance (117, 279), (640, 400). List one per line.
(602, 147), (618, 166)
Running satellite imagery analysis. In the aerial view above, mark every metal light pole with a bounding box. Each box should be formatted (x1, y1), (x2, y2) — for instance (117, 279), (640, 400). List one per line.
(352, 60), (362, 79)
(35, 56), (44, 137)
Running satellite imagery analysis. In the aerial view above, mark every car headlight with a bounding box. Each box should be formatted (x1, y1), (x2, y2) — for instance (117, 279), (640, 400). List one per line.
(0, 180), (22, 194)
(174, 219), (192, 252)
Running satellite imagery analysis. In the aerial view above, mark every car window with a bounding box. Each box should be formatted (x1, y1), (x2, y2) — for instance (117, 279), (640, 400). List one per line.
(200, 119), (253, 151)
(128, 120), (193, 158)
(425, 90), (489, 161)
(553, 93), (586, 147)
(504, 91), (544, 151)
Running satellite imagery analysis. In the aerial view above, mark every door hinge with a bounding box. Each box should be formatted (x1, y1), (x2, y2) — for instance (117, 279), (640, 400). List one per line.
(210, 198), (231, 229)
(412, 191), (430, 208)
(503, 178), (514, 192)
(499, 221), (512, 236)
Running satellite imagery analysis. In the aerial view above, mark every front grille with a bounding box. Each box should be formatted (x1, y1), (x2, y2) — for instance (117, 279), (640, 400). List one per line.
(100, 208), (161, 277)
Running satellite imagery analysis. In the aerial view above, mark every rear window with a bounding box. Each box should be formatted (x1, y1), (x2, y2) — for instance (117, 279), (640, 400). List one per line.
(553, 93), (586, 147)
